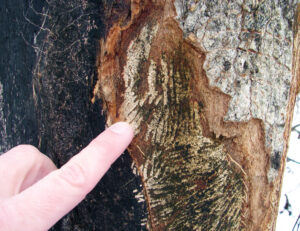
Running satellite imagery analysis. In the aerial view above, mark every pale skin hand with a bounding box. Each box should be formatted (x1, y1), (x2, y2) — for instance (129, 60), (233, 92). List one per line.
(0, 122), (134, 231)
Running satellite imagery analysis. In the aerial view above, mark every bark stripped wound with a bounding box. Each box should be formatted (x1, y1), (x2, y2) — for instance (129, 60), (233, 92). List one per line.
(93, 1), (300, 230)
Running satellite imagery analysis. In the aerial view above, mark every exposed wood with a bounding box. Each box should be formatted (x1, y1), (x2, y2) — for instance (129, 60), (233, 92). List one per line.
(94, 0), (300, 230)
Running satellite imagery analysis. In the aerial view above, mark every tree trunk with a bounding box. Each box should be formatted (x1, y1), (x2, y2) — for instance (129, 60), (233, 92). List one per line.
(1, 0), (300, 230)
(94, 1), (300, 230)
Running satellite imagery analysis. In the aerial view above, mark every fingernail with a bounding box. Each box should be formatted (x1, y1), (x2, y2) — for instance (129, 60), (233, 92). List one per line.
(109, 122), (131, 134)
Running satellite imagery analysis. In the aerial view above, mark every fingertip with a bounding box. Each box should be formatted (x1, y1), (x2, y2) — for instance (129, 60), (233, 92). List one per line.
(91, 122), (134, 153)
(67, 121), (135, 189)
(108, 122), (134, 139)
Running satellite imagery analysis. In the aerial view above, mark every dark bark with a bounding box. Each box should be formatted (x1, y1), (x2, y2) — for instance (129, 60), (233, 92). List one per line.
(0, 0), (39, 151)
(0, 1), (147, 230)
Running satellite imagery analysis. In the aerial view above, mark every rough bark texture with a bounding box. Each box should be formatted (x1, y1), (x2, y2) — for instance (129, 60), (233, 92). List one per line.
(1, 0), (299, 230)
(93, 0), (300, 230)
(1, 1), (147, 230)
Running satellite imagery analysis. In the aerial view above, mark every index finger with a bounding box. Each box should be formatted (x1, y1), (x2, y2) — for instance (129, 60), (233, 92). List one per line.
(0, 122), (134, 231)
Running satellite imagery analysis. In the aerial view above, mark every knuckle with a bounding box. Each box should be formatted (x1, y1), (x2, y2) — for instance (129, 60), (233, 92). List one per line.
(12, 144), (39, 153)
(10, 144), (42, 163)
(89, 139), (111, 156)
(59, 161), (87, 189)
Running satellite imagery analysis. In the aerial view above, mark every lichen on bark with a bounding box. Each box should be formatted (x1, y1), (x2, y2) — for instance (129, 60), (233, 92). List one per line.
(174, 0), (300, 182)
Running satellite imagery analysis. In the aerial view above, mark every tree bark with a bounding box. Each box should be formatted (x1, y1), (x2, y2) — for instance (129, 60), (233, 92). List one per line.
(94, 1), (300, 230)
(1, 1), (147, 230)
(1, 0), (299, 230)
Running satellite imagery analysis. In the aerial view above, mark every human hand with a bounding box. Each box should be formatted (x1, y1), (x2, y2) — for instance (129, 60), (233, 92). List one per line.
(0, 122), (134, 231)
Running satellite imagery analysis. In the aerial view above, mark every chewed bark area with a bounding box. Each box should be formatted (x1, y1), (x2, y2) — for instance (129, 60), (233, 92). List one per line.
(94, 0), (299, 230)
